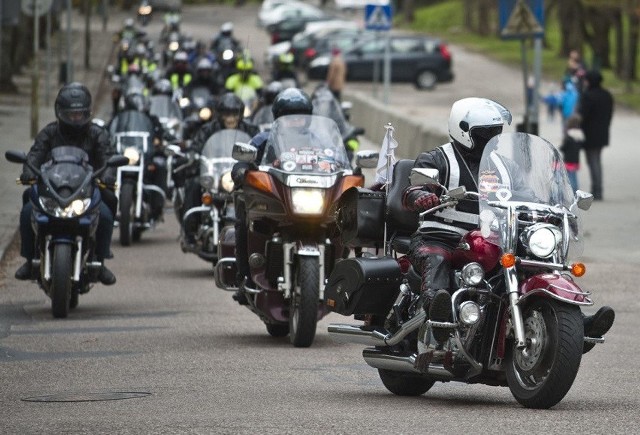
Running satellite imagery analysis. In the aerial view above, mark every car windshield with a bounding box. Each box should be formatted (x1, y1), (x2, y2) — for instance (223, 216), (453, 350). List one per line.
(262, 115), (351, 173)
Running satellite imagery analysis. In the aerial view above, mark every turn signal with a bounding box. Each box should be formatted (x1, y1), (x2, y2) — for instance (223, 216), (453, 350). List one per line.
(246, 171), (276, 196)
(339, 175), (364, 194)
(500, 253), (516, 268)
(571, 262), (586, 277)
(201, 192), (213, 206)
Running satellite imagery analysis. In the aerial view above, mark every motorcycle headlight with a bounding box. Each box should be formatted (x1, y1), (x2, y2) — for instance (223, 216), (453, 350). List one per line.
(199, 107), (212, 121)
(39, 197), (91, 218)
(220, 171), (234, 193)
(138, 5), (152, 14)
(200, 174), (214, 189)
(123, 147), (140, 165)
(523, 223), (563, 259)
(459, 301), (481, 326)
(291, 188), (324, 215)
(169, 41), (179, 52)
(179, 97), (191, 108)
(461, 262), (484, 286)
(222, 49), (234, 61)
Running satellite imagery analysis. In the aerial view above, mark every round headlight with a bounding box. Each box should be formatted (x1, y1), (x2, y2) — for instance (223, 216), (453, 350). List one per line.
(200, 174), (214, 189)
(221, 171), (234, 193)
(459, 301), (481, 326)
(199, 107), (212, 121)
(461, 262), (484, 286)
(527, 225), (561, 258)
(222, 49), (234, 61)
(169, 41), (179, 51)
(123, 147), (140, 165)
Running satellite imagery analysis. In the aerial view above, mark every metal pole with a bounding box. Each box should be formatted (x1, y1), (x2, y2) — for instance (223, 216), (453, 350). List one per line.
(372, 31), (379, 98)
(531, 36), (542, 134)
(31, 1), (40, 138)
(101, 0), (108, 32)
(66, 0), (72, 83)
(45, 7), (51, 104)
(520, 38), (530, 133)
(382, 31), (390, 104)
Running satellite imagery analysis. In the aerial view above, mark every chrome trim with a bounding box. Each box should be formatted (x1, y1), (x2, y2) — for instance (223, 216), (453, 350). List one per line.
(505, 266), (526, 349)
(362, 348), (454, 378)
(328, 309), (427, 347)
(214, 257), (238, 291)
(518, 288), (593, 306)
(73, 237), (82, 282)
(44, 236), (51, 281)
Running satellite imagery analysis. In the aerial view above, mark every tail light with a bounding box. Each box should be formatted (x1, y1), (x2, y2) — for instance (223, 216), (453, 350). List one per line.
(439, 44), (451, 62)
(304, 48), (317, 59)
(271, 33), (280, 44)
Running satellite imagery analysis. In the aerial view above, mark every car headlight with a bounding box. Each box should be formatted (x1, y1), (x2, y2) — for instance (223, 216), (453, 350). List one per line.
(123, 147), (140, 165)
(220, 171), (234, 193)
(523, 223), (563, 258)
(39, 197), (91, 218)
(291, 188), (324, 215)
(200, 174), (214, 189)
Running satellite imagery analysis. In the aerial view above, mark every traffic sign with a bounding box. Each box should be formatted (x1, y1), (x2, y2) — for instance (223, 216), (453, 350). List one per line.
(21, 0), (53, 17)
(499, 0), (544, 39)
(365, 3), (392, 31)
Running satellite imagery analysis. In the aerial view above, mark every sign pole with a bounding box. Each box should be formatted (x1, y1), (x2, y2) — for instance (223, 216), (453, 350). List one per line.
(383, 31), (390, 104)
(31, 1), (40, 138)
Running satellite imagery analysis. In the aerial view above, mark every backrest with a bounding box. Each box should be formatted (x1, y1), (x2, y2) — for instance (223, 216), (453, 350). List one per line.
(385, 159), (419, 237)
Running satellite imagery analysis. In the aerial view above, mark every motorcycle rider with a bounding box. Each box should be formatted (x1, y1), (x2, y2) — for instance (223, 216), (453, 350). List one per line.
(231, 88), (313, 303)
(15, 83), (118, 285)
(180, 93), (259, 241)
(183, 57), (221, 99)
(224, 53), (264, 109)
(210, 22), (241, 55)
(402, 97), (615, 350)
(166, 51), (193, 91)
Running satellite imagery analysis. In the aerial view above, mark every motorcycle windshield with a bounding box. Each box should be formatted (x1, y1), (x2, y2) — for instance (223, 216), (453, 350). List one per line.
(312, 89), (354, 139)
(262, 115), (351, 174)
(149, 95), (183, 121)
(478, 132), (583, 258)
(200, 129), (253, 176)
(189, 87), (213, 109)
(41, 146), (92, 199)
(252, 105), (274, 130)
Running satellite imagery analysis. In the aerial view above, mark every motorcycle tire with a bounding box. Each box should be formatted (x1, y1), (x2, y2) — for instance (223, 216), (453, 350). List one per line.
(51, 244), (72, 318)
(266, 323), (289, 337)
(119, 182), (135, 246)
(506, 299), (583, 409)
(289, 256), (319, 348)
(378, 369), (435, 396)
(69, 291), (79, 310)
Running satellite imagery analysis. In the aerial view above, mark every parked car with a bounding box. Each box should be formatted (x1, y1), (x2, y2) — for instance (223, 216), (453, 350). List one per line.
(148, 0), (182, 11)
(259, 1), (327, 29)
(299, 28), (375, 70)
(307, 34), (454, 89)
(267, 13), (335, 44)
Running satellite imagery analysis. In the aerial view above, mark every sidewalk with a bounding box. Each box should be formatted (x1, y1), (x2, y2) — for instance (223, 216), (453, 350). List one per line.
(0, 7), (125, 265)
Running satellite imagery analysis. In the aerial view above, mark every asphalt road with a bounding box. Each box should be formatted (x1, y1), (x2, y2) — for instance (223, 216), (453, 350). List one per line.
(1, 4), (638, 434)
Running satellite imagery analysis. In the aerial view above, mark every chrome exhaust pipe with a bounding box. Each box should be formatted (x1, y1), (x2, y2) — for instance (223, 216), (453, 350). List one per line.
(328, 309), (427, 347)
(362, 348), (454, 379)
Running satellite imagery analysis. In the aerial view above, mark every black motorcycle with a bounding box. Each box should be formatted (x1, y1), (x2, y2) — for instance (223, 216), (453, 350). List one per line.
(5, 147), (127, 318)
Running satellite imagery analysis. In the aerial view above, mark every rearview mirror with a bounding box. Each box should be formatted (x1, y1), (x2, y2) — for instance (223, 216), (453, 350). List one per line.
(232, 142), (257, 163)
(574, 190), (594, 211)
(355, 150), (378, 169)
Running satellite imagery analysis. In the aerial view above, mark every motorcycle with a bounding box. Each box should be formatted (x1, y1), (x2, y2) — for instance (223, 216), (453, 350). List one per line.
(113, 130), (167, 246)
(5, 147), (127, 318)
(214, 115), (374, 347)
(149, 93), (184, 196)
(169, 129), (252, 264)
(326, 132), (602, 409)
(137, 0), (152, 26)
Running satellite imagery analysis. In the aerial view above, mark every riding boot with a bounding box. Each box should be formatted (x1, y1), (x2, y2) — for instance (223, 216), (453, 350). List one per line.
(582, 306), (615, 354)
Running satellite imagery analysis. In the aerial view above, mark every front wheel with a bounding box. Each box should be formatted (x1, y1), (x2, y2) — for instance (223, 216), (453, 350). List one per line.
(378, 369), (435, 396)
(289, 256), (319, 347)
(119, 182), (135, 246)
(51, 244), (72, 318)
(506, 299), (583, 409)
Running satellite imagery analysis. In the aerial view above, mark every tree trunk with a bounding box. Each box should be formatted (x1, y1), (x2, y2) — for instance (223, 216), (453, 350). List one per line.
(627, 1), (639, 80)
(585, 6), (616, 70)
(557, 0), (584, 59)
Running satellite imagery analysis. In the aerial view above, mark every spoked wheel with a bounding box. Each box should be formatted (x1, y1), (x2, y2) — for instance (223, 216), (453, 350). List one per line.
(378, 369), (436, 396)
(289, 256), (319, 348)
(119, 182), (135, 246)
(51, 244), (72, 318)
(506, 299), (583, 409)
(266, 323), (289, 337)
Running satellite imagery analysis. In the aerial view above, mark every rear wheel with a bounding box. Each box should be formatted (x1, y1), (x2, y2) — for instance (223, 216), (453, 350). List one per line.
(414, 70), (437, 90)
(51, 244), (72, 318)
(289, 256), (319, 347)
(378, 369), (435, 396)
(119, 182), (135, 246)
(506, 299), (583, 409)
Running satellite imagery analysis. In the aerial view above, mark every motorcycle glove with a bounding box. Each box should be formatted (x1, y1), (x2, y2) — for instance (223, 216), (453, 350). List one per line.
(413, 192), (440, 212)
(19, 172), (35, 185)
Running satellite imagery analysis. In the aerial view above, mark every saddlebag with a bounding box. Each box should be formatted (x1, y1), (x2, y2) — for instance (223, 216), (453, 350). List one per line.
(325, 257), (402, 316)
(336, 187), (385, 248)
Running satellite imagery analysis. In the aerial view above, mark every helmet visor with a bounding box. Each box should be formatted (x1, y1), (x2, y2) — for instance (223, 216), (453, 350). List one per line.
(58, 108), (91, 127)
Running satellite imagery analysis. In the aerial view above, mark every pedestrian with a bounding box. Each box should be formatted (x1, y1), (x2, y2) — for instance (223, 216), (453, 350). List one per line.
(326, 47), (346, 101)
(565, 49), (586, 88)
(558, 79), (579, 131)
(577, 70), (613, 201)
(560, 114), (584, 192)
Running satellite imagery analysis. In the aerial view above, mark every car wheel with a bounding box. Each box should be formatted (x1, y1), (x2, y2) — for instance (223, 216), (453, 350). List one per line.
(415, 70), (437, 90)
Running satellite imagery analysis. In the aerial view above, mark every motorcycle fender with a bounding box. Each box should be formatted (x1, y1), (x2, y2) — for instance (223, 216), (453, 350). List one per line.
(519, 273), (593, 306)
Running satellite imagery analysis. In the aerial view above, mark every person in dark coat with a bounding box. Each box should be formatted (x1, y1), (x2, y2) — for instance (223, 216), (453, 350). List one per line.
(578, 70), (613, 200)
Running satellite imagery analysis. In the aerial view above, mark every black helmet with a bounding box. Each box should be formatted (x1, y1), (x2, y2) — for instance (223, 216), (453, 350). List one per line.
(55, 82), (92, 134)
(153, 78), (173, 96)
(216, 92), (244, 118)
(264, 81), (284, 105)
(124, 89), (149, 112)
(271, 88), (312, 120)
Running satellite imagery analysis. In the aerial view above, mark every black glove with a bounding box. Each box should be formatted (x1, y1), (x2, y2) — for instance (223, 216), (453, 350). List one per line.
(102, 174), (117, 187)
(413, 192), (440, 212)
(19, 172), (35, 185)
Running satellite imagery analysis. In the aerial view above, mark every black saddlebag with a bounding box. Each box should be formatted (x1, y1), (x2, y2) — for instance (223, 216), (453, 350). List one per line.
(325, 257), (402, 316)
(336, 187), (385, 248)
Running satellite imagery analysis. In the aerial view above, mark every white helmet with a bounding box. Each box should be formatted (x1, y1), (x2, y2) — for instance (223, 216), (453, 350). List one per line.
(448, 97), (512, 151)
(221, 22), (234, 35)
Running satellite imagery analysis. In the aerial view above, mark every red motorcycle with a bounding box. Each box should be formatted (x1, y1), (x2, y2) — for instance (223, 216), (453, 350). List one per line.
(327, 132), (605, 408)
(214, 115), (373, 347)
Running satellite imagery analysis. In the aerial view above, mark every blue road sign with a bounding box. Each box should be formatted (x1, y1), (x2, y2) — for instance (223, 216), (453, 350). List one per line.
(365, 3), (392, 31)
(499, 0), (544, 39)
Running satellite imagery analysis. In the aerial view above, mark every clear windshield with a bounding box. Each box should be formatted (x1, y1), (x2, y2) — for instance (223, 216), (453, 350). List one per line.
(311, 88), (354, 139)
(188, 87), (213, 109)
(479, 132), (583, 258)
(262, 115), (351, 174)
(200, 129), (252, 176)
(149, 95), (183, 121)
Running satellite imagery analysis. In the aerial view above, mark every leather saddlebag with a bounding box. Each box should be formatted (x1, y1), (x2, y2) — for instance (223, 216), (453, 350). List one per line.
(325, 257), (402, 316)
(336, 187), (385, 248)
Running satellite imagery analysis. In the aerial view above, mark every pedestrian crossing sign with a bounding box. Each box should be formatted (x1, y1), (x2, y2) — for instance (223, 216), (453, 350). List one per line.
(365, 3), (392, 31)
(499, 0), (544, 39)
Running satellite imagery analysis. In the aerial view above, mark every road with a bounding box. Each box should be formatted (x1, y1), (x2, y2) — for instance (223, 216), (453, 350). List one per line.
(1, 4), (638, 434)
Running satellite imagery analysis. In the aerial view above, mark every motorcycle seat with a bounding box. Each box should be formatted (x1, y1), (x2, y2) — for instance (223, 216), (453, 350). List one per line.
(385, 159), (419, 254)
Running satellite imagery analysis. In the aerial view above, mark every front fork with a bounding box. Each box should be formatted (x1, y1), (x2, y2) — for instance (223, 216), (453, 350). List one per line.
(278, 241), (325, 301)
(42, 236), (100, 282)
(504, 266), (527, 349)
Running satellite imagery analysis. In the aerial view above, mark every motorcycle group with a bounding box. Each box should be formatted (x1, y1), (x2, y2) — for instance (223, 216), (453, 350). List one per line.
(6, 9), (615, 410)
